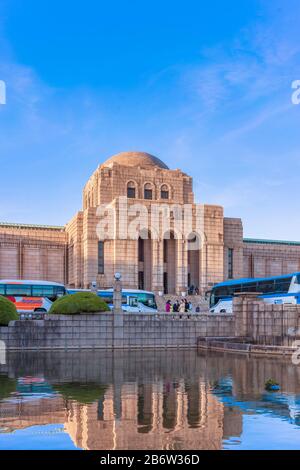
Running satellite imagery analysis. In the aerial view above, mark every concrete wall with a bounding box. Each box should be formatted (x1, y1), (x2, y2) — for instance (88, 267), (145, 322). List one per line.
(0, 312), (235, 351)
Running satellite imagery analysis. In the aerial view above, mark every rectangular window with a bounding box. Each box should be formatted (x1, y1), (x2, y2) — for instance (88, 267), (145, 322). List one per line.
(32, 286), (55, 298)
(98, 241), (105, 274)
(161, 190), (169, 199)
(163, 239), (168, 263)
(228, 248), (234, 279)
(138, 238), (144, 262)
(163, 272), (168, 294)
(144, 189), (152, 200)
(127, 187), (135, 198)
(274, 277), (292, 294)
(241, 282), (257, 293)
(138, 271), (144, 290)
(0, 285), (5, 295)
(6, 284), (31, 297)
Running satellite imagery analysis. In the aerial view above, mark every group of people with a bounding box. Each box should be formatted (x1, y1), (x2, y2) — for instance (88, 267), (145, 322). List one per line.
(165, 298), (200, 313)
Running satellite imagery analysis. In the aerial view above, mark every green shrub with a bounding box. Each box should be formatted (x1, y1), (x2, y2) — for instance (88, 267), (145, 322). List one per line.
(0, 296), (18, 326)
(49, 292), (110, 315)
(54, 382), (107, 404)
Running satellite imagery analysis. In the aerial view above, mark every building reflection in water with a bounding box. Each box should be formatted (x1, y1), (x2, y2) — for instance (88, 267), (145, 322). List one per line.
(64, 380), (233, 450)
(1, 350), (300, 450)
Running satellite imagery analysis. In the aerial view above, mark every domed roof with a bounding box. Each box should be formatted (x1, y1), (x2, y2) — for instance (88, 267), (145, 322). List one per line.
(102, 151), (169, 170)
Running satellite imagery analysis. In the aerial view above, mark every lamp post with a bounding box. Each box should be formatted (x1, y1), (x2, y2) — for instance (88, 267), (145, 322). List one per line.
(113, 272), (123, 315)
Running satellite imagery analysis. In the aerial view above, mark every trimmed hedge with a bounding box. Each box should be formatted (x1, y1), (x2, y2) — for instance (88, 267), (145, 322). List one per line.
(0, 296), (19, 326)
(49, 292), (110, 315)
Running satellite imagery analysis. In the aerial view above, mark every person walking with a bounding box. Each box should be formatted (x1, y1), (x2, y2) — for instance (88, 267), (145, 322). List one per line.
(165, 300), (171, 313)
(179, 300), (186, 313)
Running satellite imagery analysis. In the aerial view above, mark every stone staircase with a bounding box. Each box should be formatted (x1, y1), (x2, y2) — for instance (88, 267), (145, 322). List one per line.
(155, 294), (209, 313)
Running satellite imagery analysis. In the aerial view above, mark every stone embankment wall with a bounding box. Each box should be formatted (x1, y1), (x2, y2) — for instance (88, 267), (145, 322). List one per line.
(1, 295), (300, 351)
(0, 312), (234, 351)
(233, 296), (300, 347)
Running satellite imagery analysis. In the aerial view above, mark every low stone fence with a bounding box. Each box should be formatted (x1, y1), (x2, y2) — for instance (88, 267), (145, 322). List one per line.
(0, 311), (235, 350)
(234, 296), (300, 347)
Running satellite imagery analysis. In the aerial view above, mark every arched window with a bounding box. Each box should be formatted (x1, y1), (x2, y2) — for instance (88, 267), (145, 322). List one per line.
(127, 181), (136, 199)
(144, 183), (153, 200)
(161, 184), (169, 200)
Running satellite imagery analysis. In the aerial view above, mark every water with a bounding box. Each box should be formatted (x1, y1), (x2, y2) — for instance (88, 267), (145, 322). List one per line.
(0, 349), (300, 450)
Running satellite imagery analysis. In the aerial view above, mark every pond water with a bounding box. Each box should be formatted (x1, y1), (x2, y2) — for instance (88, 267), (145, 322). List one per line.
(0, 349), (300, 450)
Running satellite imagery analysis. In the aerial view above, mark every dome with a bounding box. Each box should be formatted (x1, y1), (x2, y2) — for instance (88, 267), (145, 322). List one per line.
(102, 151), (169, 170)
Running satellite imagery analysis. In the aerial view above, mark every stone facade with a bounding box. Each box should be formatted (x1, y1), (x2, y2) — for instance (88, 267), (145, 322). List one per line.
(0, 223), (67, 283)
(1, 151), (300, 293)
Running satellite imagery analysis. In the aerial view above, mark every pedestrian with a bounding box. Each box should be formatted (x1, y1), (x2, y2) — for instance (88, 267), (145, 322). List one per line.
(165, 300), (171, 313)
(173, 300), (179, 312)
(195, 305), (200, 313)
(184, 298), (189, 312)
(179, 300), (185, 313)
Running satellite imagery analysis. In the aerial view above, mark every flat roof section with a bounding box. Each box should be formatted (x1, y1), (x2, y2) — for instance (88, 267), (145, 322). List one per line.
(0, 222), (65, 231)
(244, 238), (300, 247)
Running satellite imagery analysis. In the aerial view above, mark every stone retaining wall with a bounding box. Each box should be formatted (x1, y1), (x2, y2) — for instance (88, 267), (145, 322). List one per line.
(233, 296), (300, 346)
(1, 295), (300, 351)
(0, 312), (234, 350)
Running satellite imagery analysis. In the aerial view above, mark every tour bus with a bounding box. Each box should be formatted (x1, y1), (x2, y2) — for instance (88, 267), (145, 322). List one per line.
(209, 272), (300, 314)
(98, 289), (158, 313)
(0, 280), (67, 317)
(66, 287), (158, 313)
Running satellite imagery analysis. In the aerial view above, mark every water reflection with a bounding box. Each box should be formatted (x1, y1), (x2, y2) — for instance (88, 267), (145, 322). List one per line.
(0, 350), (300, 450)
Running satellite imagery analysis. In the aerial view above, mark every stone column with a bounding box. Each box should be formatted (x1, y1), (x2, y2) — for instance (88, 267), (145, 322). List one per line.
(152, 238), (164, 292)
(176, 239), (188, 295)
(113, 276), (124, 348)
(233, 293), (261, 339)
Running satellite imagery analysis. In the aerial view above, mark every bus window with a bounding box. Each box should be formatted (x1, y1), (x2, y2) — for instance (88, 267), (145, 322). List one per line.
(257, 281), (274, 293)
(136, 293), (157, 308)
(129, 296), (138, 307)
(6, 284), (31, 297)
(241, 282), (257, 292)
(0, 284), (4, 295)
(274, 277), (292, 294)
(55, 287), (66, 297)
(32, 286), (55, 300)
(99, 294), (127, 305)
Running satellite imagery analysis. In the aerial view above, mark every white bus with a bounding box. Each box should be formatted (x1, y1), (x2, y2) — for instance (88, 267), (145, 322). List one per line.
(0, 280), (66, 317)
(67, 288), (158, 313)
(98, 289), (157, 313)
(209, 272), (300, 314)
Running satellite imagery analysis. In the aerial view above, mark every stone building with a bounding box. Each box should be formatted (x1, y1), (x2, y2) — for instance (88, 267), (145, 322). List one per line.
(1, 151), (300, 294)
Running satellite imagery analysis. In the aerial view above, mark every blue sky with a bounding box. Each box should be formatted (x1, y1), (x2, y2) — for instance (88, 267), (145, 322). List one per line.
(0, 0), (300, 239)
